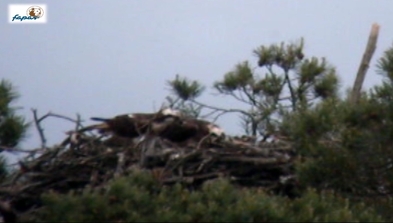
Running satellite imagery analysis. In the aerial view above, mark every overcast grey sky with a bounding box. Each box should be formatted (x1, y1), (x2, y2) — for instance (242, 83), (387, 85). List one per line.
(1, 0), (393, 156)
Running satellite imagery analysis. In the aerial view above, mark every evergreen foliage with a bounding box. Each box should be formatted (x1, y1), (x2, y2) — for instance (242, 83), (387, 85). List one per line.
(0, 79), (29, 184)
(165, 75), (205, 118)
(166, 39), (340, 137)
(28, 170), (383, 222)
(270, 43), (393, 220)
(0, 80), (28, 148)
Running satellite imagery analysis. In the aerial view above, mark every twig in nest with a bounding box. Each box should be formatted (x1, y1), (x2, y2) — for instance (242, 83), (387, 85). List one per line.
(196, 156), (214, 173)
(32, 109), (47, 149)
(168, 150), (202, 174)
(31, 109), (85, 149)
(37, 112), (81, 124)
(75, 113), (83, 131)
(196, 134), (212, 150)
(114, 152), (125, 178)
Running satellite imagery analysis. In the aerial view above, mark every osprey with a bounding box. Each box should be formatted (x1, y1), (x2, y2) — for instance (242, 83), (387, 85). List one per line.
(74, 108), (226, 146)
(78, 108), (182, 138)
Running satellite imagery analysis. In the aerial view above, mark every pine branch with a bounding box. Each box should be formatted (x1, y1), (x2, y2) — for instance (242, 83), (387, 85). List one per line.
(283, 70), (297, 111)
(190, 99), (252, 118)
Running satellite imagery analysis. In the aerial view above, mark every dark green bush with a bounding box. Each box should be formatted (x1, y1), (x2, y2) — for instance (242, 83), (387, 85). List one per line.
(26, 169), (384, 222)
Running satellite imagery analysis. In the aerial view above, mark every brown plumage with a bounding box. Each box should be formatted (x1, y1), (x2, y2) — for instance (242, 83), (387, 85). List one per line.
(154, 117), (225, 144)
(101, 135), (139, 147)
(72, 108), (226, 145)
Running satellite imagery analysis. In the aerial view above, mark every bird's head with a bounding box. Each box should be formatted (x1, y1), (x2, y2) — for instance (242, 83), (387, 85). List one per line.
(160, 108), (183, 117)
(207, 123), (226, 139)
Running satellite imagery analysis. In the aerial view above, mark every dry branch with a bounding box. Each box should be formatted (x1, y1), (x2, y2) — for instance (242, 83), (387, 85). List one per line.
(31, 109), (47, 149)
(350, 23), (380, 104)
(30, 109), (86, 150)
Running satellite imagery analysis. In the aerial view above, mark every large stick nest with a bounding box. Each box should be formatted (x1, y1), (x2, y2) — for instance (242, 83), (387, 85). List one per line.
(0, 115), (297, 222)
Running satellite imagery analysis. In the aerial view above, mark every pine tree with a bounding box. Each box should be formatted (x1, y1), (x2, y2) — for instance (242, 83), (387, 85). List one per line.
(0, 79), (29, 179)
(166, 39), (339, 137)
(277, 43), (393, 221)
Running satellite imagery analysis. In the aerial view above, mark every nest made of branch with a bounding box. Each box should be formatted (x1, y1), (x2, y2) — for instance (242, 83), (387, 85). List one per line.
(0, 132), (296, 222)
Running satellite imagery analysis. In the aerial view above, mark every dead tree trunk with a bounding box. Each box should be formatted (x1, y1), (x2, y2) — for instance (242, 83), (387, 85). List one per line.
(350, 23), (380, 104)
